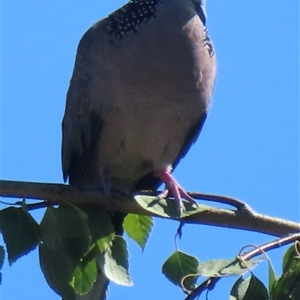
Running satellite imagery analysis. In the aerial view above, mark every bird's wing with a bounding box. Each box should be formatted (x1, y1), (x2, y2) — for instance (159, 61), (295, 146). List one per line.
(62, 29), (103, 188)
(173, 113), (207, 168)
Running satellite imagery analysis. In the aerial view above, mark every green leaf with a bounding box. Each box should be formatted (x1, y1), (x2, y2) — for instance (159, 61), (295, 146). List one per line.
(40, 205), (90, 263)
(39, 243), (75, 299)
(85, 208), (115, 253)
(198, 258), (262, 277)
(162, 250), (200, 291)
(0, 205), (40, 264)
(282, 244), (299, 273)
(272, 244), (300, 300)
(230, 275), (269, 300)
(99, 236), (133, 286)
(71, 257), (98, 295)
(40, 205), (89, 240)
(123, 213), (153, 250)
(96, 233), (115, 253)
(39, 205), (94, 297)
(0, 245), (4, 285)
(134, 195), (211, 218)
(230, 276), (243, 300)
(85, 208), (115, 244)
(268, 259), (277, 294)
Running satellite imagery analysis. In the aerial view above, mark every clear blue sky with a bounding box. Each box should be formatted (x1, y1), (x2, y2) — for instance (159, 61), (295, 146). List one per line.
(1, 1), (299, 299)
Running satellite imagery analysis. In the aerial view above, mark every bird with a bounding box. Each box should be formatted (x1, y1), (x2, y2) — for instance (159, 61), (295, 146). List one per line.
(61, 0), (216, 298)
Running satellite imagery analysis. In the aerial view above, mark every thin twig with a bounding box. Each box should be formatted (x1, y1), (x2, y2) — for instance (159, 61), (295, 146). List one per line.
(188, 192), (255, 214)
(240, 233), (300, 261)
(184, 233), (300, 300)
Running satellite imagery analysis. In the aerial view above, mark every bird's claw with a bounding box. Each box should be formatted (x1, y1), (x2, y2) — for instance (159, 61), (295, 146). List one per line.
(156, 167), (198, 217)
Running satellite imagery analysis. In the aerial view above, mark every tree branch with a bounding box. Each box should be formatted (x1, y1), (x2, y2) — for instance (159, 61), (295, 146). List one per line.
(1, 179), (299, 237)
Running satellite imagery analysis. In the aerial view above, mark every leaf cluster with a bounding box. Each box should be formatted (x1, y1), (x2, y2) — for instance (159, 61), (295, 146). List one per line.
(0, 196), (299, 299)
(0, 201), (152, 298)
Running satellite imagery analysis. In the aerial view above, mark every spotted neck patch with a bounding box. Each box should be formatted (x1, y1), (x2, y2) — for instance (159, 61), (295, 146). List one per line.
(105, 0), (160, 41)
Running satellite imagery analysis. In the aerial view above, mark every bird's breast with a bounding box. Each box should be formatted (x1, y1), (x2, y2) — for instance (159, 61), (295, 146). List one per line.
(87, 11), (216, 186)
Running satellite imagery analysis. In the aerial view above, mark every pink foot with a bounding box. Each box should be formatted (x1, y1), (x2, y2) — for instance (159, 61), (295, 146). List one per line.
(156, 166), (197, 215)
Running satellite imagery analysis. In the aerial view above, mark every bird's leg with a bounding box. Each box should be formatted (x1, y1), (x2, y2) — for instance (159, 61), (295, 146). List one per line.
(156, 165), (198, 215)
